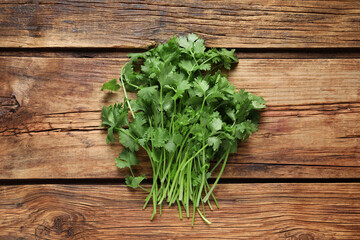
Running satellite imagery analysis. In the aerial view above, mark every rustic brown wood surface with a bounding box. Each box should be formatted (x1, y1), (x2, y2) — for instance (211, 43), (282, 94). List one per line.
(1, 183), (360, 239)
(1, 0), (360, 48)
(0, 57), (359, 179)
(1, 0), (360, 239)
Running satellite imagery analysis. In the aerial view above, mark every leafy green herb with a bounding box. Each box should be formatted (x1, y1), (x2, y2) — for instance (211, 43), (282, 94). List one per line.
(101, 34), (265, 225)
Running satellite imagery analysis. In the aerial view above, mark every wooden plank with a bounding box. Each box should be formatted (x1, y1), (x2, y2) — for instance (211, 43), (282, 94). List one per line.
(1, 183), (360, 239)
(1, 0), (360, 48)
(0, 57), (359, 179)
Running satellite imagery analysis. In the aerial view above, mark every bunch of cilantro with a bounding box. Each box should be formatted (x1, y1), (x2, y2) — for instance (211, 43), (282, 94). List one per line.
(101, 34), (265, 225)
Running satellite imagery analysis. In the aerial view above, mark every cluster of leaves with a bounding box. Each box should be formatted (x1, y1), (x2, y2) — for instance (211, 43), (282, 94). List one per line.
(101, 34), (265, 225)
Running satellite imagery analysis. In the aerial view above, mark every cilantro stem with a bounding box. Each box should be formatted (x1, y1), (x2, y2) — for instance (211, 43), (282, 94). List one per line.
(195, 139), (206, 208)
(167, 145), (208, 202)
(203, 147), (231, 203)
(177, 199), (183, 220)
(206, 181), (219, 209)
(203, 181), (213, 211)
(186, 161), (191, 218)
(209, 152), (226, 176)
(139, 185), (150, 193)
(201, 198), (206, 216)
(129, 167), (134, 177)
(159, 203), (162, 216)
(120, 62), (135, 119)
(197, 208), (211, 224)
(191, 196), (197, 226)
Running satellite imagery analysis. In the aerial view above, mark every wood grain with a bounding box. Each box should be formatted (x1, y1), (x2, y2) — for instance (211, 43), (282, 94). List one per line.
(0, 57), (359, 179)
(1, 0), (360, 48)
(1, 183), (360, 239)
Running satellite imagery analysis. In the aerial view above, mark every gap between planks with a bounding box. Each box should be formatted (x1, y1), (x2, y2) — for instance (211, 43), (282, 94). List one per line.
(0, 48), (360, 59)
(2, 178), (360, 186)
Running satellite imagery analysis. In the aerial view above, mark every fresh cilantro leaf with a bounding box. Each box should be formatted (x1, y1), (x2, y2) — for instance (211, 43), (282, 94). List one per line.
(179, 60), (194, 73)
(165, 138), (176, 153)
(130, 113), (147, 138)
(193, 39), (205, 54)
(138, 86), (159, 101)
(152, 128), (169, 148)
(101, 78), (120, 91)
(162, 92), (173, 113)
(125, 175), (146, 188)
(106, 127), (115, 144)
(173, 134), (183, 145)
(119, 130), (139, 152)
(194, 79), (209, 97)
(207, 136), (221, 151)
(209, 118), (222, 132)
(117, 149), (140, 167)
(172, 80), (191, 100)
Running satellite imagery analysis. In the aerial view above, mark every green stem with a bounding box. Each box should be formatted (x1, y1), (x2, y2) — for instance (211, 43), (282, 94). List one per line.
(186, 162), (191, 218)
(191, 187), (198, 227)
(203, 148), (230, 203)
(177, 199), (183, 220)
(209, 153), (226, 176)
(139, 185), (150, 193)
(195, 138), (206, 208)
(197, 208), (212, 224)
(160, 85), (164, 128)
(119, 63), (135, 119)
(206, 181), (219, 209)
(167, 145), (208, 201)
(203, 181), (213, 211)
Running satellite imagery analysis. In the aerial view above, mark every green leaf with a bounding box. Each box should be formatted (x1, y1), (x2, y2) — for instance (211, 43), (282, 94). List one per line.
(193, 39), (205, 54)
(197, 63), (211, 71)
(138, 86), (158, 101)
(179, 60), (194, 73)
(115, 158), (128, 169)
(101, 104), (128, 128)
(177, 36), (192, 51)
(173, 133), (183, 145)
(165, 138), (176, 153)
(106, 127), (115, 144)
(194, 80), (209, 97)
(162, 92), (173, 113)
(208, 136), (221, 151)
(118, 148), (140, 167)
(225, 109), (236, 122)
(249, 94), (266, 109)
(235, 120), (258, 141)
(159, 62), (175, 86)
(172, 80), (191, 100)
(208, 117), (222, 132)
(125, 175), (146, 188)
(152, 128), (169, 148)
(119, 130), (139, 152)
(128, 52), (147, 62)
(101, 78), (120, 91)
(187, 33), (199, 43)
(130, 113), (147, 138)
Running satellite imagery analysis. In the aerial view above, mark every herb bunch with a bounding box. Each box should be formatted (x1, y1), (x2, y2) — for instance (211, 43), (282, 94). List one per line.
(101, 34), (265, 225)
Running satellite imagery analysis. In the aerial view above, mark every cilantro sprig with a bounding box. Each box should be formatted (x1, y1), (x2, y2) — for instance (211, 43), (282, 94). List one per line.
(101, 34), (265, 225)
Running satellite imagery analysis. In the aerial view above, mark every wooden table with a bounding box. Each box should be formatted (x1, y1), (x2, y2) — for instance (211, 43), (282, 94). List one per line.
(1, 1), (359, 239)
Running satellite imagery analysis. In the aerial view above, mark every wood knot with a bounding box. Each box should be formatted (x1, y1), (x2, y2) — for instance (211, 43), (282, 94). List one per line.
(297, 233), (314, 240)
(285, 232), (315, 240)
(35, 214), (81, 239)
(0, 95), (20, 115)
